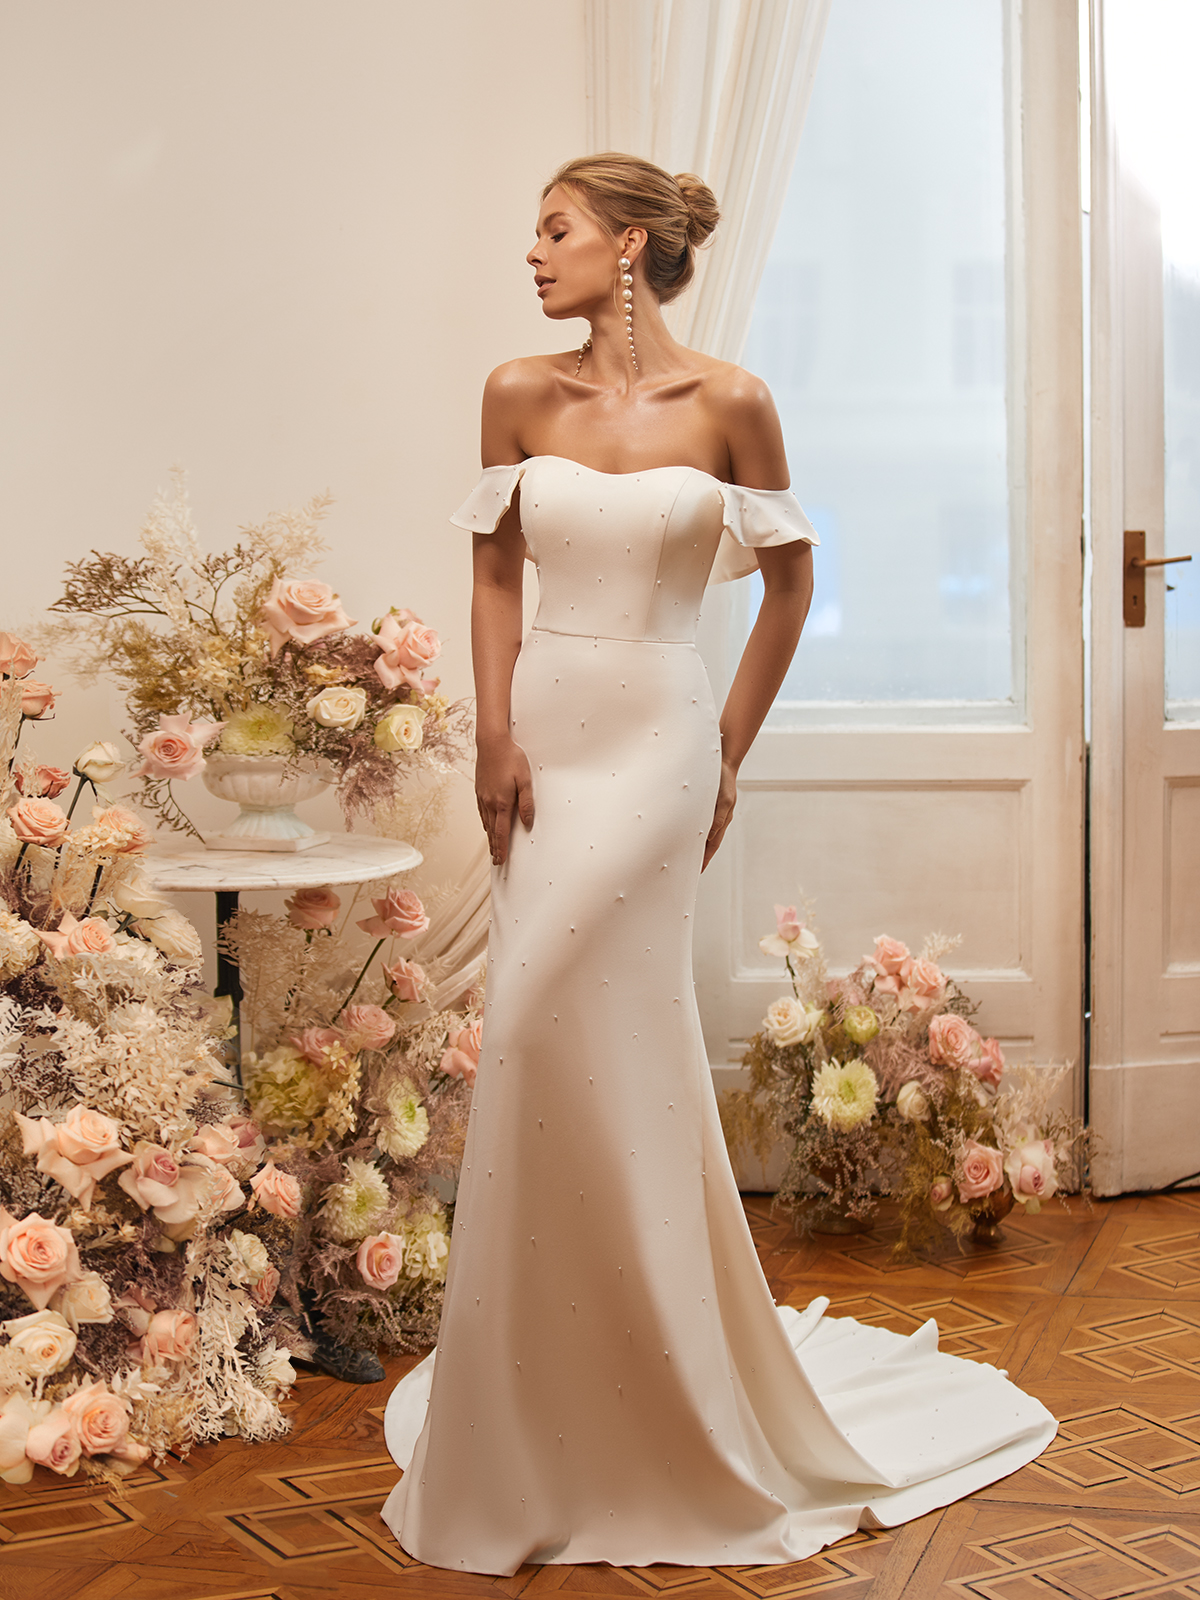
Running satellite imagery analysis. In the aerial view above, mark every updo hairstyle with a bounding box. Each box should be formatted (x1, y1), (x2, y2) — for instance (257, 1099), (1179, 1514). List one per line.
(543, 153), (720, 303)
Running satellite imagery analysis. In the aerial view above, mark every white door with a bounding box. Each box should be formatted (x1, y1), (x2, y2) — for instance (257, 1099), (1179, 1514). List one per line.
(695, 0), (1086, 1120)
(1089, 0), (1200, 1193)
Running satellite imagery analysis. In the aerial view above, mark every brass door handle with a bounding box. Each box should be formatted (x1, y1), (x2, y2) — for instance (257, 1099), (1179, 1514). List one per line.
(1125, 530), (1194, 626)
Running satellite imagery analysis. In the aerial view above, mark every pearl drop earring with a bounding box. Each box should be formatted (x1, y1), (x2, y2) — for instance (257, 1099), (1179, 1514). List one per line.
(620, 256), (638, 372)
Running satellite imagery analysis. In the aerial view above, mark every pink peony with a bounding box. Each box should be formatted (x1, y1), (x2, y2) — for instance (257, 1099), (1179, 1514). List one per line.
(249, 1161), (302, 1220)
(1004, 1138), (1058, 1208)
(0, 632), (37, 679)
(440, 1018), (482, 1085)
(133, 713), (224, 782)
(382, 957), (426, 1003)
(60, 1379), (131, 1455)
(25, 1407), (81, 1475)
(357, 1232), (405, 1290)
(957, 1139), (1005, 1202)
(15, 766), (70, 799)
(8, 796), (68, 848)
(291, 1026), (346, 1066)
(928, 1012), (984, 1070)
(357, 888), (429, 940)
(342, 1004), (396, 1051)
(285, 885), (341, 930)
(16, 1110), (131, 1209)
(0, 1212), (82, 1310)
(19, 680), (56, 719)
(373, 612), (441, 693)
(250, 1263), (281, 1308)
(259, 576), (356, 654)
(140, 1309), (197, 1367)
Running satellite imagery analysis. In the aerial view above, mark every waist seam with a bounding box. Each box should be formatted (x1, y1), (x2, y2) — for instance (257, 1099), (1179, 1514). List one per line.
(529, 625), (694, 646)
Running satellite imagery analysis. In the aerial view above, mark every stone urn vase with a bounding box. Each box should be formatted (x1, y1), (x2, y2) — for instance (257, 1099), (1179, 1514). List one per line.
(201, 755), (334, 851)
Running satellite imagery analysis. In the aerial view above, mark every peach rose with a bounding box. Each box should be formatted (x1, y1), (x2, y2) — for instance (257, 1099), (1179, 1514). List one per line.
(1004, 1138), (1058, 1209)
(57, 1106), (124, 1167)
(8, 796), (68, 848)
(975, 1036), (1005, 1087)
(227, 1116), (266, 1163)
(357, 887), (429, 940)
(19, 680), (56, 719)
(357, 1231), (405, 1290)
(869, 934), (910, 976)
(903, 958), (946, 1007)
(3, 1309), (77, 1376)
(0, 1391), (45, 1484)
(250, 1262), (281, 1309)
(0, 1212), (82, 1311)
(382, 957), (426, 1003)
(0, 632), (37, 678)
(285, 885), (341, 930)
(249, 1161), (302, 1220)
(117, 1145), (182, 1211)
(16, 1110), (131, 1209)
(291, 1026), (346, 1066)
(930, 1176), (955, 1211)
(957, 1139), (1005, 1202)
(133, 713), (224, 782)
(928, 1012), (984, 1070)
(140, 1310), (197, 1367)
(34, 913), (116, 964)
(374, 612), (441, 692)
(60, 1379), (131, 1457)
(25, 1406), (81, 1475)
(440, 1018), (482, 1085)
(90, 805), (151, 853)
(188, 1124), (242, 1164)
(342, 1004), (396, 1051)
(15, 766), (70, 799)
(259, 577), (355, 655)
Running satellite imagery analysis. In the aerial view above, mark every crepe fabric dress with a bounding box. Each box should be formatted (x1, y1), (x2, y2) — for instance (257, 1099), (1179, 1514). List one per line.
(381, 456), (1056, 1575)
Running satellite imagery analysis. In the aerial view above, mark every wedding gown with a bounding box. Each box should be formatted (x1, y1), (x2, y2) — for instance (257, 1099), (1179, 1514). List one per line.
(381, 455), (1055, 1575)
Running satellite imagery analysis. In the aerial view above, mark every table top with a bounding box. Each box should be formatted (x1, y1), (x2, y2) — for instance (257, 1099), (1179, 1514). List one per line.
(144, 835), (423, 892)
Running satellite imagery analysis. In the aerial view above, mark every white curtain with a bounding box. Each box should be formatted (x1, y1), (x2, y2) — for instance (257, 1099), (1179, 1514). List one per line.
(586, 0), (831, 361)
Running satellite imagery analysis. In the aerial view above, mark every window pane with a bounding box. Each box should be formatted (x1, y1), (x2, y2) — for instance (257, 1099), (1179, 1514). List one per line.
(740, 0), (1013, 710)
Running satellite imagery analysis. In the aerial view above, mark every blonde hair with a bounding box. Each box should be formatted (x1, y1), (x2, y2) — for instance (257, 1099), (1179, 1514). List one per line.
(543, 152), (720, 303)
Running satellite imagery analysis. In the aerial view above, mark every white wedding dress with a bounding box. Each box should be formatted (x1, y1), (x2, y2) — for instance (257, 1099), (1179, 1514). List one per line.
(381, 456), (1055, 1575)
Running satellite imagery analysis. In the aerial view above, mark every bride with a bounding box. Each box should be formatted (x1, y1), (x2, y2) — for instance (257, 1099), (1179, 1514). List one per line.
(382, 152), (1055, 1576)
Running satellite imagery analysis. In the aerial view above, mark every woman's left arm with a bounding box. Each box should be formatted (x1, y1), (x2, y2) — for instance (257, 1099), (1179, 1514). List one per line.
(703, 375), (814, 869)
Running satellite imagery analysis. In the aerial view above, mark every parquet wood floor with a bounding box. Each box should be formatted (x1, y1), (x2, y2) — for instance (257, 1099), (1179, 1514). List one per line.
(4, 1190), (1200, 1600)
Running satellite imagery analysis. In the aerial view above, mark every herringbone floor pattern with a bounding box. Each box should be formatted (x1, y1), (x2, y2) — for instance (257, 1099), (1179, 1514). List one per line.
(3, 1190), (1199, 1600)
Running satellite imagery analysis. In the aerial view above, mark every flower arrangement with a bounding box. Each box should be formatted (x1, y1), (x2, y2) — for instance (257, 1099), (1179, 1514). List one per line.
(721, 903), (1087, 1251)
(39, 471), (471, 836)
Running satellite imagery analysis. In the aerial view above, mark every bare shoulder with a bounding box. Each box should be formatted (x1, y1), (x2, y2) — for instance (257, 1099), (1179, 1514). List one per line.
(701, 359), (777, 423)
(699, 360), (788, 489)
(482, 354), (563, 404)
(481, 354), (573, 467)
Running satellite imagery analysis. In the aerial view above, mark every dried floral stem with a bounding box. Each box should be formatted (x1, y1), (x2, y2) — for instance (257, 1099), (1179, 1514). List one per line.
(335, 940), (384, 1020)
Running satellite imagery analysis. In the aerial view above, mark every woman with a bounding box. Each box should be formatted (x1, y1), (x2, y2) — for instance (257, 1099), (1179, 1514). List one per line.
(382, 153), (1055, 1576)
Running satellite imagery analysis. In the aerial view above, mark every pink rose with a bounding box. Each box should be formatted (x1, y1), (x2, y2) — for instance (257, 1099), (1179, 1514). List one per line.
(928, 1012), (984, 1070)
(19, 680), (56, 719)
(291, 1026), (346, 1066)
(259, 577), (355, 655)
(16, 1110), (131, 1209)
(285, 885), (341, 930)
(440, 1018), (483, 1085)
(374, 613), (441, 693)
(774, 904), (804, 943)
(8, 796), (68, 847)
(342, 1004), (396, 1051)
(90, 805), (151, 853)
(357, 1232), (405, 1290)
(117, 1145), (182, 1211)
(140, 1309), (197, 1366)
(0, 1212), (82, 1310)
(60, 1379), (131, 1455)
(357, 888), (429, 940)
(956, 1139), (1005, 1202)
(869, 934), (910, 977)
(15, 766), (70, 799)
(249, 1161), (302, 1220)
(0, 632), (37, 679)
(250, 1263), (281, 1308)
(25, 1407), (81, 1475)
(382, 957), (426, 1003)
(227, 1116), (266, 1162)
(930, 1176), (955, 1211)
(1004, 1138), (1058, 1207)
(133, 713), (224, 782)
(188, 1124), (242, 1164)
(975, 1036), (1005, 1087)
(904, 958), (946, 1007)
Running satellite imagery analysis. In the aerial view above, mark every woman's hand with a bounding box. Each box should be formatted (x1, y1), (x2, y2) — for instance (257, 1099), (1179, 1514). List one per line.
(476, 735), (535, 865)
(703, 757), (738, 871)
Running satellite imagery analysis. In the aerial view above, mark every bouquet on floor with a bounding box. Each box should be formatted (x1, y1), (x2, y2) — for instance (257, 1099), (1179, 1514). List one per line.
(223, 880), (477, 1356)
(0, 655), (305, 1484)
(38, 470), (471, 837)
(721, 905), (1087, 1250)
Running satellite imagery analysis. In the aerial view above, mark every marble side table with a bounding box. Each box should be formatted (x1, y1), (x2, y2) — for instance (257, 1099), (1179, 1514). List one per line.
(146, 836), (423, 1078)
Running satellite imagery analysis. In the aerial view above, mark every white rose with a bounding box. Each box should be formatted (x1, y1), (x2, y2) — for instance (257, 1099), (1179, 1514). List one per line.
(140, 908), (202, 964)
(373, 703), (426, 752)
(52, 1271), (115, 1331)
(226, 1229), (270, 1286)
(74, 740), (124, 784)
(763, 997), (823, 1047)
(3, 1309), (77, 1376)
(896, 1081), (931, 1122)
(305, 686), (367, 731)
(258, 1339), (296, 1391)
(110, 867), (172, 921)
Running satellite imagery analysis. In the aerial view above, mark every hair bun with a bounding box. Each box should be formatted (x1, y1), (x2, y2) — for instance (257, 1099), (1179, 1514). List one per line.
(674, 172), (720, 247)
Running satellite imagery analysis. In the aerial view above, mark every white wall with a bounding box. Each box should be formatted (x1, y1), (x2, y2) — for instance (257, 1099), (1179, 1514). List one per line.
(0, 0), (586, 974)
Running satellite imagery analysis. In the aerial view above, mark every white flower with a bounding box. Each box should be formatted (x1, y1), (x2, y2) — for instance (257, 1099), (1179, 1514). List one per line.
(759, 905), (821, 961)
(257, 1338), (296, 1393)
(763, 996), (823, 1047)
(74, 741), (124, 784)
(810, 1057), (879, 1131)
(0, 906), (41, 981)
(109, 868), (172, 921)
(226, 1229), (270, 1286)
(402, 1208), (450, 1282)
(3, 1309), (77, 1376)
(376, 1078), (430, 1161)
(374, 704), (425, 752)
(320, 1157), (390, 1242)
(219, 705), (296, 757)
(52, 1272), (114, 1331)
(896, 1081), (931, 1122)
(139, 908), (202, 964)
(305, 686), (367, 731)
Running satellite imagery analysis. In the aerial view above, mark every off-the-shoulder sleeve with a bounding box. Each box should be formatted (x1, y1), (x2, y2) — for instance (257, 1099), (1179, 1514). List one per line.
(708, 484), (819, 585)
(449, 463), (527, 533)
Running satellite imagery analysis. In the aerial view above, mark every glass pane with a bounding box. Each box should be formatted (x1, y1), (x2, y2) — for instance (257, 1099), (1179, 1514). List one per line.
(739, 0), (1013, 711)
